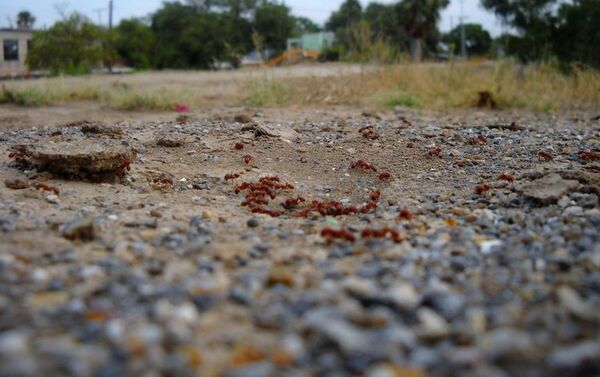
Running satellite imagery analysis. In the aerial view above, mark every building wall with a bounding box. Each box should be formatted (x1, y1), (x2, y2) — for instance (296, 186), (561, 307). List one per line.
(0, 30), (33, 77)
(287, 32), (336, 53)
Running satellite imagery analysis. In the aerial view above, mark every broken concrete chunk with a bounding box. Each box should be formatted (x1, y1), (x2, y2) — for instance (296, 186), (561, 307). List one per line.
(17, 138), (135, 180)
(518, 173), (580, 204)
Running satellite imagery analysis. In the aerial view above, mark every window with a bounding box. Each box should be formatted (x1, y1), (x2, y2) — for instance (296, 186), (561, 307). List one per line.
(3, 40), (19, 61)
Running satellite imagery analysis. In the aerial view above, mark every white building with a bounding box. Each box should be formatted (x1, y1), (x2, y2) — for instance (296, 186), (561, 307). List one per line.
(0, 28), (34, 77)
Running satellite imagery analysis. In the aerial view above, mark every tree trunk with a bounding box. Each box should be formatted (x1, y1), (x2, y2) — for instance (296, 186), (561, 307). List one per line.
(410, 37), (422, 62)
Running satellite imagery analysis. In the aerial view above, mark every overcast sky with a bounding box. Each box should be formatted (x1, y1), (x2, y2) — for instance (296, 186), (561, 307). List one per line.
(0, 0), (504, 35)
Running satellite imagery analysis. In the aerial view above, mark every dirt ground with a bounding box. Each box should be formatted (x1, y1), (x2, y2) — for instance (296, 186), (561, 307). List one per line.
(1, 100), (599, 377)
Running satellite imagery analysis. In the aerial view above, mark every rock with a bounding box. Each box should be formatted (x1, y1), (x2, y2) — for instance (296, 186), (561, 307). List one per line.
(18, 138), (135, 179)
(387, 282), (420, 310)
(557, 286), (598, 321)
(547, 341), (600, 375)
(416, 308), (450, 340)
(61, 218), (97, 241)
(4, 176), (29, 189)
(480, 328), (537, 364)
(80, 122), (123, 136)
(247, 217), (260, 228)
(46, 194), (59, 204)
(518, 173), (579, 204)
(156, 135), (186, 147)
(234, 114), (253, 124)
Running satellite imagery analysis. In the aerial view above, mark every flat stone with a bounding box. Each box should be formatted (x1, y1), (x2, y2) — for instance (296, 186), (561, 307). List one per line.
(518, 173), (579, 204)
(18, 138), (135, 178)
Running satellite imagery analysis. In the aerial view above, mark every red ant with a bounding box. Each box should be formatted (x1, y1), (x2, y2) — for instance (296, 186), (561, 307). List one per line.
(360, 201), (377, 214)
(8, 151), (29, 159)
(475, 183), (492, 195)
(152, 177), (173, 185)
(361, 227), (405, 243)
(398, 208), (413, 221)
(579, 151), (599, 161)
(225, 173), (241, 181)
(358, 125), (379, 140)
(282, 196), (306, 210)
(243, 155), (253, 164)
(498, 173), (515, 182)
(321, 228), (356, 243)
(537, 151), (553, 161)
(351, 160), (377, 172)
(370, 190), (381, 202)
(378, 172), (392, 181)
(116, 159), (132, 177)
(468, 135), (487, 145)
(251, 207), (282, 218)
(428, 147), (443, 158)
(298, 200), (357, 217)
(242, 192), (269, 207)
(34, 183), (60, 195)
(50, 130), (63, 137)
(234, 142), (245, 150)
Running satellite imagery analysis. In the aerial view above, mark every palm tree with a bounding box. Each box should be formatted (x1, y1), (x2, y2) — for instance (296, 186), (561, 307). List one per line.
(17, 10), (36, 30)
(397, 0), (449, 62)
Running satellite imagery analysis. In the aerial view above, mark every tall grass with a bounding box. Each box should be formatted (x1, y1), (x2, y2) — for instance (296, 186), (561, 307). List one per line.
(1, 61), (599, 112)
(242, 61), (600, 111)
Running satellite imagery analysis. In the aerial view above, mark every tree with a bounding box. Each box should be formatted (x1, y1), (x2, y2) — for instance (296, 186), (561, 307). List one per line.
(397, 0), (450, 62)
(443, 23), (492, 56)
(151, 3), (197, 69)
(27, 13), (112, 74)
(115, 19), (155, 69)
(253, 2), (295, 54)
(293, 16), (320, 36)
(363, 3), (409, 49)
(554, 0), (600, 68)
(17, 10), (36, 29)
(326, 0), (362, 32)
(480, 0), (557, 61)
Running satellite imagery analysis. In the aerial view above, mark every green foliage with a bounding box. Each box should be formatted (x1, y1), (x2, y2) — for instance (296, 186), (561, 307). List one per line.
(293, 17), (320, 36)
(481, 0), (556, 62)
(17, 10), (36, 29)
(554, 0), (600, 69)
(443, 23), (492, 56)
(115, 19), (155, 69)
(325, 0), (363, 31)
(253, 2), (295, 54)
(27, 13), (112, 75)
(363, 3), (409, 49)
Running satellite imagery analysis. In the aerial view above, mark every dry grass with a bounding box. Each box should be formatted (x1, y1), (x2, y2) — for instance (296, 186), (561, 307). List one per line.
(1, 61), (599, 112)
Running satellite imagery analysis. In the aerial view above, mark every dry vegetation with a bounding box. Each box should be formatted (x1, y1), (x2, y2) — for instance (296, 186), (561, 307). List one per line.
(2, 61), (600, 112)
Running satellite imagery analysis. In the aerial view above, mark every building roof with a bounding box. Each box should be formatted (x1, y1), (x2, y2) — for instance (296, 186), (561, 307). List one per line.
(0, 28), (35, 33)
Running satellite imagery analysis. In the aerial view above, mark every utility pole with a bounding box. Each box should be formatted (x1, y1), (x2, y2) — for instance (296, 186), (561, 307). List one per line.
(459, 0), (467, 59)
(109, 0), (114, 30)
